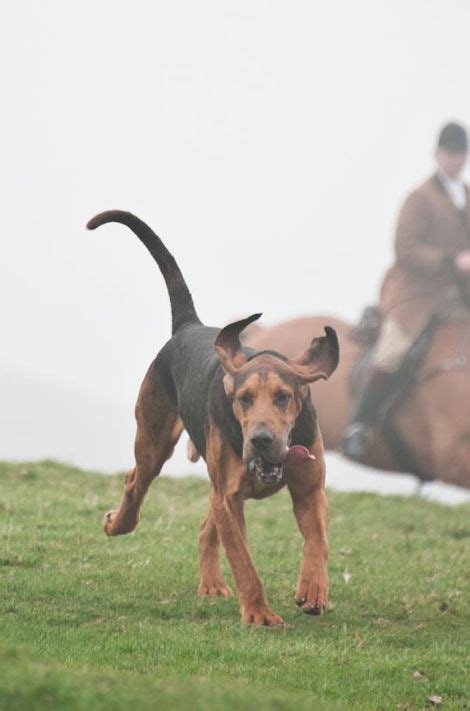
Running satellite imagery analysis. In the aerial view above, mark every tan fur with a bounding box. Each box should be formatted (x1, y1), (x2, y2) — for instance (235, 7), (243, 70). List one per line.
(229, 358), (304, 464)
(202, 425), (329, 624)
(103, 368), (184, 537)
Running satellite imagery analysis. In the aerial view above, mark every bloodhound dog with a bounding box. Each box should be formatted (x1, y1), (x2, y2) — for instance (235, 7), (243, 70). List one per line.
(87, 211), (339, 626)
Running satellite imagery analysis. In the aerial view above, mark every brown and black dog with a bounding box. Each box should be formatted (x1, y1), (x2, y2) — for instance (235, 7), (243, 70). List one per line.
(87, 210), (339, 626)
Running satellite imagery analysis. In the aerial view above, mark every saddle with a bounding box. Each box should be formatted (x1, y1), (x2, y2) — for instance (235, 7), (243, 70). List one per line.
(349, 307), (442, 398)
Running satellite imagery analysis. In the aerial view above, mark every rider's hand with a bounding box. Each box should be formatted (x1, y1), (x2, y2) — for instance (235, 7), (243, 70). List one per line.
(454, 250), (470, 273)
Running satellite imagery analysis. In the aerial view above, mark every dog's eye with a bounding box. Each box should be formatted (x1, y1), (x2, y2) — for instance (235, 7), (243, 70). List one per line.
(274, 392), (290, 407)
(238, 393), (253, 407)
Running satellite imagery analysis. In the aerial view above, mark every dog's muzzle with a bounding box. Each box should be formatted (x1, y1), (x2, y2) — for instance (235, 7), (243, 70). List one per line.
(248, 456), (283, 486)
(248, 445), (315, 486)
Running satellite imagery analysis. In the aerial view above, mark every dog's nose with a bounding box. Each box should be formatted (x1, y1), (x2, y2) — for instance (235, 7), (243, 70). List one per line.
(250, 431), (273, 452)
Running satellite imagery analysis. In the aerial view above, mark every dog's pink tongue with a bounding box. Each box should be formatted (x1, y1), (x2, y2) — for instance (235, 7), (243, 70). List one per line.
(284, 445), (315, 464)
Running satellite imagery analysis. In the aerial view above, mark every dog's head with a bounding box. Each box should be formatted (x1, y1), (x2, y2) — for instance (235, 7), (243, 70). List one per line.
(215, 314), (339, 481)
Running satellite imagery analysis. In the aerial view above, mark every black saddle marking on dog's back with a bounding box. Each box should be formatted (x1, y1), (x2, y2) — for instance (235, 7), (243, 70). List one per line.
(154, 324), (317, 462)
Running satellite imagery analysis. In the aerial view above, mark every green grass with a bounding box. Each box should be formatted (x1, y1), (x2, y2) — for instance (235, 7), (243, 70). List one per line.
(1, 460), (469, 710)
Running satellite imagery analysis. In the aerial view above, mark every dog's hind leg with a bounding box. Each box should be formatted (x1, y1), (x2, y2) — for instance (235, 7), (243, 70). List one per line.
(197, 509), (232, 597)
(104, 370), (183, 536)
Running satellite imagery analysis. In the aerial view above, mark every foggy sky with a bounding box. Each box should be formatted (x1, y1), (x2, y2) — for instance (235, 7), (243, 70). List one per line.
(2, 1), (470, 475)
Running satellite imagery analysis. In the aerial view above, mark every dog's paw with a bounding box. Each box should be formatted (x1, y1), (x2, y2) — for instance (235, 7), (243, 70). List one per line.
(197, 579), (232, 597)
(295, 576), (328, 616)
(241, 603), (284, 627)
(103, 510), (137, 536)
(103, 510), (119, 536)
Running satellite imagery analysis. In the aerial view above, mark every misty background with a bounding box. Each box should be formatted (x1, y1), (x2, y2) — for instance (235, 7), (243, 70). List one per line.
(2, 1), (470, 502)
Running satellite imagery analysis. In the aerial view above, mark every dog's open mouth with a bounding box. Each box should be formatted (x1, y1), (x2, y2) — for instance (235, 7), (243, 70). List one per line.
(248, 456), (283, 486)
(248, 446), (315, 486)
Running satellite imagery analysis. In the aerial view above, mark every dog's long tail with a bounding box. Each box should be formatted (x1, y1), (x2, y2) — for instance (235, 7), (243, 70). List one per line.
(87, 210), (201, 334)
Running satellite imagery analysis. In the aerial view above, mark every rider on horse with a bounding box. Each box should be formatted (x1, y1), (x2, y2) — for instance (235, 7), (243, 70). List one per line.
(343, 121), (470, 462)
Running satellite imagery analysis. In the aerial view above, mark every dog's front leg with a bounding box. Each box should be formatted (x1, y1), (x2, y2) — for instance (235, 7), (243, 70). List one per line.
(210, 487), (283, 626)
(286, 439), (329, 616)
(206, 429), (283, 625)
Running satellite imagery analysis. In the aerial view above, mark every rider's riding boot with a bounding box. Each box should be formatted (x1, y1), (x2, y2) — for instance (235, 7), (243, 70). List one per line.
(341, 368), (396, 462)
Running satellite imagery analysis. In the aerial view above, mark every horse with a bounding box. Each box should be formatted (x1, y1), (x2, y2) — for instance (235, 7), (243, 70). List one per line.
(245, 314), (470, 489)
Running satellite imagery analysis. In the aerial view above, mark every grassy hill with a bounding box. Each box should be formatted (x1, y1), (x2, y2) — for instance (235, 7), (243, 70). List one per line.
(1, 460), (469, 710)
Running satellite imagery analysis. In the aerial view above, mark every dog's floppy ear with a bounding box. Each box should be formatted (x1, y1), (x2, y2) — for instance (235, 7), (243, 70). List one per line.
(215, 313), (262, 375)
(290, 326), (339, 383)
